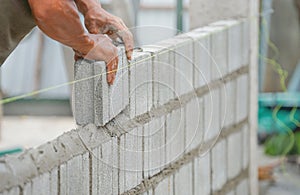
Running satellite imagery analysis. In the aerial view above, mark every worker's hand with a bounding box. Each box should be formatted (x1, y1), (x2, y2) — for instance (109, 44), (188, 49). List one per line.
(83, 6), (134, 61)
(74, 34), (118, 85)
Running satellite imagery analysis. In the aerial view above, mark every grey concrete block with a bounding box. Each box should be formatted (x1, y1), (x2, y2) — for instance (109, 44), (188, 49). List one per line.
(221, 81), (237, 128)
(49, 168), (58, 195)
(227, 190), (235, 195)
(129, 52), (152, 118)
(121, 46), (130, 110)
(185, 97), (204, 151)
(74, 59), (95, 125)
(227, 131), (242, 179)
(143, 44), (175, 107)
(242, 125), (249, 169)
(228, 22), (243, 72)
(173, 36), (194, 97)
(93, 61), (110, 126)
(174, 163), (193, 195)
(23, 182), (32, 195)
(61, 153), (89, 195)
(144, 117), (166, 177)
(91, 146), (100, 195)
(186, 30), (212, 88)
(236, 179), (249, 195)
(109, 47), (127, 120)
(242, 19), (250, 66)
(99, 140), (114, 195)
(236, 74), (248, 122)
(210, 26), (228, 79)
(124, 127), (143, 189)
(31, 173), (50, 195)
(59, 163), (67, 195)
(119, 135), (126, 193)
(111, 138), (119, 195)
(166, 108), (185, 164)
(212, 140), (226, 191)
(204, 90), (221, 142)
(154, 176), (173, 195)
(194, 153), (211, 195)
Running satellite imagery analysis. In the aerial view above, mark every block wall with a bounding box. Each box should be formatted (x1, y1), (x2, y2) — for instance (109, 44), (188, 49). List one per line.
(0, 19), (253, 195)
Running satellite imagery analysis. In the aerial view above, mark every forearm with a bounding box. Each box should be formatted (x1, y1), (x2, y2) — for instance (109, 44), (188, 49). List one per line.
(74, 0), (101, 15)
(28, 0), (94, 55)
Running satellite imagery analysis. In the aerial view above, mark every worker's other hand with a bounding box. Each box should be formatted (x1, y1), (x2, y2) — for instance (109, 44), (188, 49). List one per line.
(74, 34), (118, 85)
(83, 6), (134, 61)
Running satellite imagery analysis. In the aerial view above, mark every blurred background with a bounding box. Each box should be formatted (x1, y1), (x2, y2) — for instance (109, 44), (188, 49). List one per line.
(0, 0), (299, 194)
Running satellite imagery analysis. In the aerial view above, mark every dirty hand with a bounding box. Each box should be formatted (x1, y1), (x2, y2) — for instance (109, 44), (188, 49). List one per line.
(74, 34), (119, 85)
(78, 3), (134, 61)
(29, 0), (118, 85)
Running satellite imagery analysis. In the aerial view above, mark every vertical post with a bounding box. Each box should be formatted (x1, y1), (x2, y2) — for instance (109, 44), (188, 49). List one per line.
(176, 0), (183, 32)
(249, 0), (259, 194)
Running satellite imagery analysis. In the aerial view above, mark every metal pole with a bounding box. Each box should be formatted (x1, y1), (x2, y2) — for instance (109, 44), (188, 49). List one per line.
(176, 0), (183, 33)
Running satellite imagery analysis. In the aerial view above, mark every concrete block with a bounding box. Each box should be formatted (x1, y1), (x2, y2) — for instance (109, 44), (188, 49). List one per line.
(154, 176), (173, 195)
(59, 163), (67, 195)
(31, 173), (50, 195)
(204, 90), (221, 142)
(236, 179), (249, 195)
(122, 128), (143, 191)
(23, 182), (32, 195)
(210, 20), (242, 73)
(143, 44), (175, 107)
(221, 81), (237, 128)
(109, 48), (125, 120)
(93, 61), (110, 126)
(119, 136), (126, 194)
(228, 22), (243, 72)
(90, 140), (115, 195)
(60, 153), (89, 195)
(211, 140), (226, 191)
(227, 131), (242, 179)
(171, 36), (194, 97)
(112, 137), (119, 195)
(74, 59), (95, 125)
(186, 97), (204, 151)
(227, 191), (235, 195)
(121, 46), (130, 110)
(242, 19), (250, 66)
(99, 140), (114, 195)
(49, 168), (58, 195)
(186, 30), (212, 88)
(129, 52), (152, 118)
(166, 108), (185, 164)
(144, 117), (166, 177)
(194, 153), (211, 195)
(236, 74), (248, 122)
(210, 26), (228, 79)
(242, 125), (249, 169)
(174, 163), (193, 195)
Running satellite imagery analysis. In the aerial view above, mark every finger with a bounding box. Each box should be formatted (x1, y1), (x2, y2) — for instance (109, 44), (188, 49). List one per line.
(106, 56), (118, 85)
(117, 30), (134, 60)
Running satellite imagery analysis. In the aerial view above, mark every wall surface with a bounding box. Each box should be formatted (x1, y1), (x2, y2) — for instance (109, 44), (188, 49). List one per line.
(189, 0), (249, 29)
(0, 19), (254, 195)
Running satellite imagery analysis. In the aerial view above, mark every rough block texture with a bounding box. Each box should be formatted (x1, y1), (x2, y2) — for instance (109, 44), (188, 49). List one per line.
(194, 154), (211, 195)
(0, 19), (253, 195)
(227, 131), (242, 179)
(212, 140), (227, 191)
